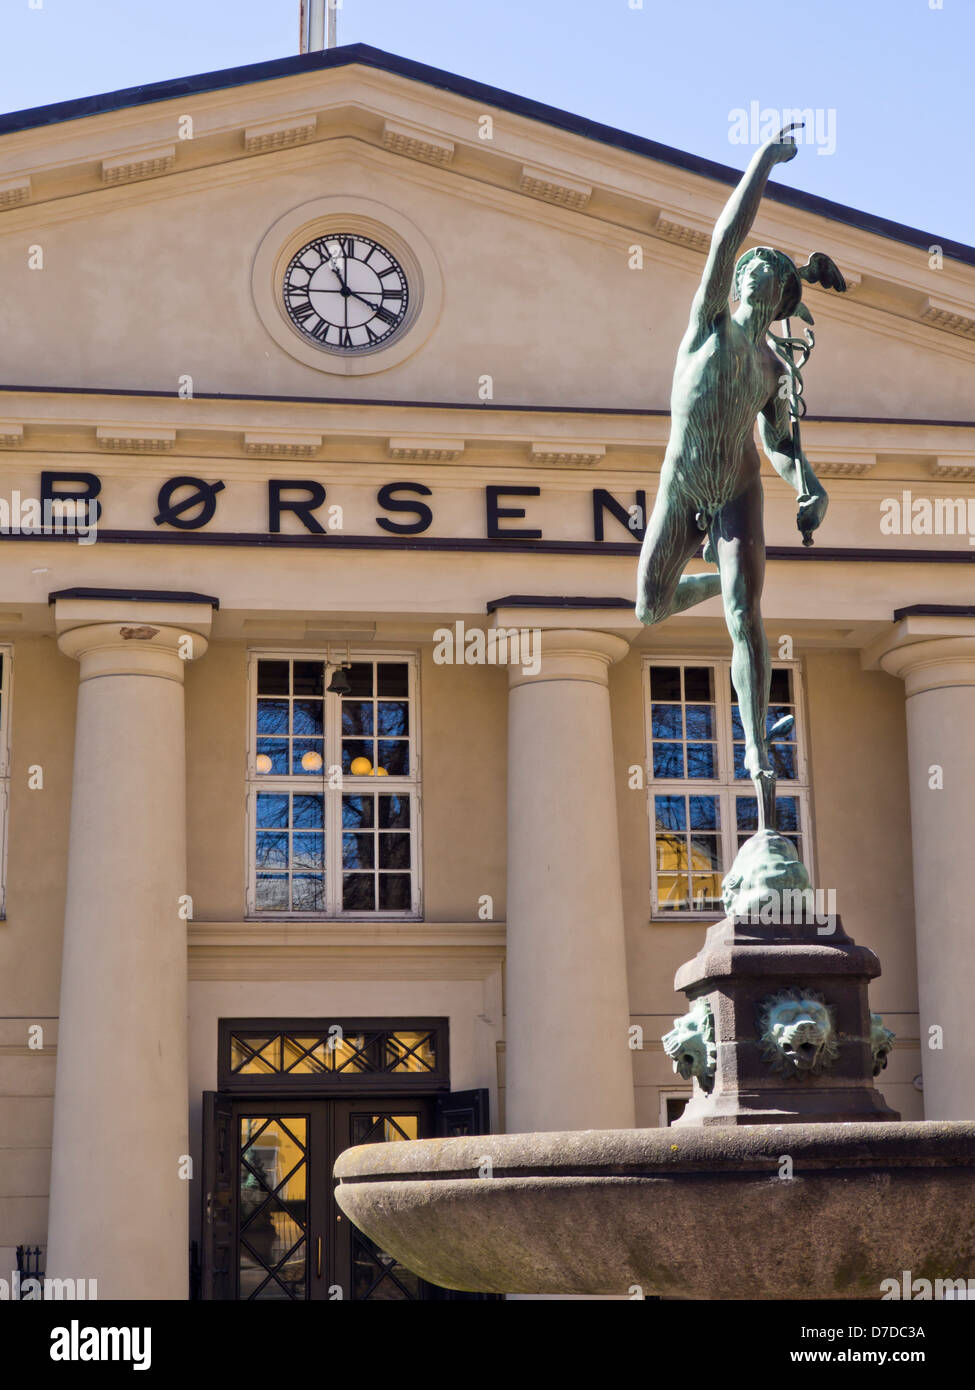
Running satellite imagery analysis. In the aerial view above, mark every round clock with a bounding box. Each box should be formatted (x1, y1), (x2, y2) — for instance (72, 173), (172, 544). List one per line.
(282, 233), (410, 352)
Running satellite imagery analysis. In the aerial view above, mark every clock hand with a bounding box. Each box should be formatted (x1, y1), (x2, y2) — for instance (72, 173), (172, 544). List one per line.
(326, 254), (348, 290)
(346, 288), (398, 324)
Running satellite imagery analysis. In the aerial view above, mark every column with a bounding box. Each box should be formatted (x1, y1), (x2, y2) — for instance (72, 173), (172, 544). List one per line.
(867, 611), (975, 1120)
(46, 595), (212, 1298)
(504, 625), (635, 1134)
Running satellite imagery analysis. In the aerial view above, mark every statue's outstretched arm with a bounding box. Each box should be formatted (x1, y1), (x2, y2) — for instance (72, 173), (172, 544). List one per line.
(691, 130), (800, 324)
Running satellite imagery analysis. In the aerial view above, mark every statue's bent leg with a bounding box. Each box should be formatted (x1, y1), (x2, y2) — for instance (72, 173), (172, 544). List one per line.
(636, 489), (719, 627)
(712, 482), (774, 825)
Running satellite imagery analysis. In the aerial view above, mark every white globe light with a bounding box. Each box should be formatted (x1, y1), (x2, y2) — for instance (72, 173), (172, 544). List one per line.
(255, 753), (273, 774)
(301, 750), (324, 772)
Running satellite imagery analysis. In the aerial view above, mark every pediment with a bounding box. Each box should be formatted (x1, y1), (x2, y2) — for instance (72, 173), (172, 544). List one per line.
(0, 47), (972, 419)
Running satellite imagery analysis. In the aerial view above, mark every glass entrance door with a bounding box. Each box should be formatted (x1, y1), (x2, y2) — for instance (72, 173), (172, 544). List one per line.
(232, 1096), (434, 1300)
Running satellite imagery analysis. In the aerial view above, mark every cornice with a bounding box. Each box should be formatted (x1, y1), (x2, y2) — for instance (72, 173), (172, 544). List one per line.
(0, 390), (973, 474)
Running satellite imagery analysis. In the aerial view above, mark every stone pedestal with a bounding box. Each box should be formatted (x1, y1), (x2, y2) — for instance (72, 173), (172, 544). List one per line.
(670, 913), (899, 1126)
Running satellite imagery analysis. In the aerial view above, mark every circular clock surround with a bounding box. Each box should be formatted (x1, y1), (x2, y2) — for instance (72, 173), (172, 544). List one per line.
(252, 197), (444, 377)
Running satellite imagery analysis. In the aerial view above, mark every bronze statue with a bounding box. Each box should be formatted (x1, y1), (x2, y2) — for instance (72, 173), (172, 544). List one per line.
(636, 125), (846, 841)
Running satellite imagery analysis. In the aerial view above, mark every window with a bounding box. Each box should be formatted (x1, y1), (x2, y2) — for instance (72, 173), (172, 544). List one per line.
(247, 654), (420, 917)
(0, 649), (11, 917)
(644, 658), (810, 916)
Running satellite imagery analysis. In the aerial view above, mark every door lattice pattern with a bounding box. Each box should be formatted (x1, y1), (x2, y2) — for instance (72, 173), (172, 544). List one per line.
(349, 1112), (422, 1300)
(238, 1117), (308, 1300)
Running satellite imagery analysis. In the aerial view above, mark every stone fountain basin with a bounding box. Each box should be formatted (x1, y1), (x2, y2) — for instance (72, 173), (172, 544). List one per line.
(334, 1121), (975, 1299)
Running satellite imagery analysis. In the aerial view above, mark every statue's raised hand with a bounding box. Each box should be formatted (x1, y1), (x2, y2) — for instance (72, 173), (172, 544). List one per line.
(768, 123), (802, 164)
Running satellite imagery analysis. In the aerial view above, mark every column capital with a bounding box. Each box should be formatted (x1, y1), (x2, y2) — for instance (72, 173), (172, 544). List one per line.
(505, 627), (631, 691)
(862, 612), (975, 697)
(54, 597), (212, 682)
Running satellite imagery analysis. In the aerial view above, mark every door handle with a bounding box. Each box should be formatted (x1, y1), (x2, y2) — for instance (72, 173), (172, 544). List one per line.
(317, 1235), (322, 1279)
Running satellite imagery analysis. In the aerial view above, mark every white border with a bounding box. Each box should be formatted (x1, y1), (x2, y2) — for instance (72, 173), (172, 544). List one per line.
(250, 196), (445, 376)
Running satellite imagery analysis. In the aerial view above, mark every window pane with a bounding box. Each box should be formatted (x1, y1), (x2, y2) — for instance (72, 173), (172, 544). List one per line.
(292, 699), (323, 736)
(343, 740), (375, 774)
(343, 833), (374, 869)
(292, 875), (325, 911)
(685, 743), (715, 778)
(688, 795), (719, 830)
(650, 666), (680, 701)
(257, 660), (289, 695)
(343, 795), (375, 829)
(653, 742), (683, 778)
(656, 836), (687, 871)
(684, 705), (713, 739)
(292, 740), (324, 775)
(343, 873), (375, 911)
(656, 874), (687, 909)
(769, 668), (793, 704)
(292, 795), (324, 829)
(777, 796), (800, 833)
(256, 833), (288, 869)
(378, 740), (409, 776)
(684, 667), (713, 701)
(378, 874), (412, 910)
(256, 874), (289, 910)
(651, 703), (682, 738)
(346, 663), (374, 697)
(690, 834), (720, 870)
(771, 745), (796, 779)
(386, 1033), (435, 1071)
(377, 702), (409, 736)
(257, 699), (289, 735)
(257, 794), (289, 829)
(377, 663), (409, 697)
(256, 738), (289, 774)
(342, 701), (373, 736)
(292, 662), (324, 696)
(379, 833), (411, 869)
(655, 795), (686, 832)
(736, 797), (759, 834)
(378, 795), (410, 829)
(292, 833), (324, 869)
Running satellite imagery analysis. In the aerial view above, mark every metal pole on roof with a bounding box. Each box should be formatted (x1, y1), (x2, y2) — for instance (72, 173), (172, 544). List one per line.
(299, 0), (327, 53)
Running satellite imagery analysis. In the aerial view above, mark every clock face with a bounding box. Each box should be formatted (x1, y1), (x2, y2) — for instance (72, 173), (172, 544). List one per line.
(282, 233), (410, 351)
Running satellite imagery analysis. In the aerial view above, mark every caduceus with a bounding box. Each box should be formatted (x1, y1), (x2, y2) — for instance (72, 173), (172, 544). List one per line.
(636, 123), (846, 832)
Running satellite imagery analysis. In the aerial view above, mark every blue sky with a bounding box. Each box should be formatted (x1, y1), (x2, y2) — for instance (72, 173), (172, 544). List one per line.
(1, 0), (970, 245)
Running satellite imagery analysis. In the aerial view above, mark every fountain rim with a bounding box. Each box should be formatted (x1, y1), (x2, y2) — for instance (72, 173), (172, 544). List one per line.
(334, 1119), (975, 1184)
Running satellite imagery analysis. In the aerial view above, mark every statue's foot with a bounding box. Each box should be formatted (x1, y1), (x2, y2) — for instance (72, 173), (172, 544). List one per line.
(769, 713), (794, 741)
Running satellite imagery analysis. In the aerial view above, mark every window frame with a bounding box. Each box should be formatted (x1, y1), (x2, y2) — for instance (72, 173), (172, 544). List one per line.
(245, 650), (422, 920)
(642, 655), (813, 920)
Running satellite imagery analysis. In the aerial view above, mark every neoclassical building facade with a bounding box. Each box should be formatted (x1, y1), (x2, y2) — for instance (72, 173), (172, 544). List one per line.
(0, 44), (973, 1300)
